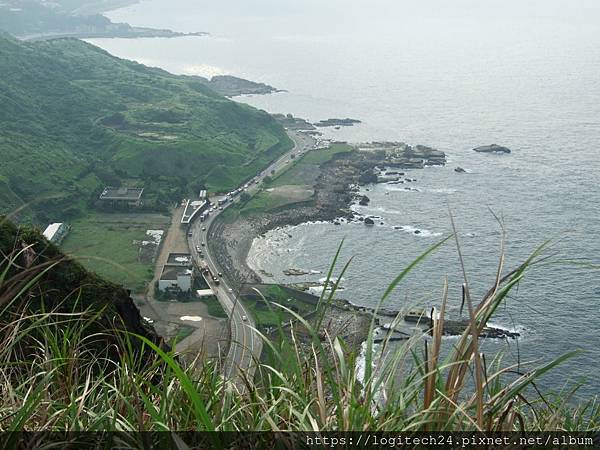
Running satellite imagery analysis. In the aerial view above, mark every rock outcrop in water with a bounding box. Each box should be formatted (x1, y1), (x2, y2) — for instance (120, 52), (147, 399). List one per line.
(314, 118), (361, 127)
(473, 144), (511, 154)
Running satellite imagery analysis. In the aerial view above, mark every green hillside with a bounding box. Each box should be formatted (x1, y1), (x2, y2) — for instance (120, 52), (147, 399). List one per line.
(0, 34), (292, 223)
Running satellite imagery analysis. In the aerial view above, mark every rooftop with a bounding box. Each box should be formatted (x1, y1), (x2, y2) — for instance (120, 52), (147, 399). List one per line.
(166, 252), (192, 266)
(160, 266), (193, 281)
(43, 223), (63, 241)
(181, 199), (207, 224)
(99, 187), (144, 201)
(196, 289), (215, 298)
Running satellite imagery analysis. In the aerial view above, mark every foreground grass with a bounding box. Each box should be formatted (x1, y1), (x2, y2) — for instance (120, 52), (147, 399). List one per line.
(1, 229), (599, 433)
(241, 284), (317, 329)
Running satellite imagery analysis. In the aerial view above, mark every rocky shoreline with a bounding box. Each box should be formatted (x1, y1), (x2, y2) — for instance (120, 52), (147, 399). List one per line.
(209, 137), (447, 288)
(208, 133), (522, 342)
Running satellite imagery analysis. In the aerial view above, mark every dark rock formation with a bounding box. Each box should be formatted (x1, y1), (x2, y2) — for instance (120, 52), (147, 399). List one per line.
(440, 320), (520, 339)
(313, 118), (361, 127)
(455, 166), (467, 173)
(364, 217), (375, 225)
(358, 195), (370, 206)
(358, 170), (378, 185)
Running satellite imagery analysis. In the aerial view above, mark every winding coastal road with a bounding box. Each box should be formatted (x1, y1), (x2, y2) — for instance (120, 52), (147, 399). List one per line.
(187, 131), (315, 384)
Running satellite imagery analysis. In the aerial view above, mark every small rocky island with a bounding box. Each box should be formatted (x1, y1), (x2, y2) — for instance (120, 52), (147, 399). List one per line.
(474, 144), (512, 154)
(314, 118), (362, 127)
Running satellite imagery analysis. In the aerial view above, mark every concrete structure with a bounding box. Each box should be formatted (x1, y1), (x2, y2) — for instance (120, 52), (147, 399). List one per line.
(181, 199), (208, 224)
(158, 266), (193, 292)
(166, 253), (193, 266)
(42, 223), (69, 244)
(99, 187), (144, 208)
(158, 252), (194, 292)
(199, 190), (207, 200)
(196, 289), (215, 298)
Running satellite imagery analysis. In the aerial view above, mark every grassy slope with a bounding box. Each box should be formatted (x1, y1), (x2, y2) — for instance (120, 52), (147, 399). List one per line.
(0, 33), (292, 223)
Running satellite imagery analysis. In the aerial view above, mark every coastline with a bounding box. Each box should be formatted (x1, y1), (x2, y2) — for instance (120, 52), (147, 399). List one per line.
(208, 133), (357, 288)
(7, 0), (209, 42)
(209, 134), (447, 289)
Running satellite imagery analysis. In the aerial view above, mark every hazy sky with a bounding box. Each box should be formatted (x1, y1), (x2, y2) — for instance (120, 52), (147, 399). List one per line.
(109, 0), (600, 38)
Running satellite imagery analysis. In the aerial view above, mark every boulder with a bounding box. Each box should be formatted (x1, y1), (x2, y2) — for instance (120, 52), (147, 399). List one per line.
(358, 170), (378, 185)
(358, 195), (370, 206)
(454, 166), (466, 173)
(364, 217), (375, 226)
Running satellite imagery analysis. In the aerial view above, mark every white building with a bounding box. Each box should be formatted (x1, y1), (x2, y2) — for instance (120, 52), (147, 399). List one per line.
(157, 253), (194, 292)
(42, 223), (69, 244)
(158, 266), (193, 292)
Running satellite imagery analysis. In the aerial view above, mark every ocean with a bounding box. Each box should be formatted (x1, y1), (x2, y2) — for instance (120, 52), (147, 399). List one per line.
(89, 0), (600, 396)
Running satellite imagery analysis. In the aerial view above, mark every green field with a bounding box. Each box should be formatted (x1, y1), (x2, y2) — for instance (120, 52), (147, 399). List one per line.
(61, 213), (169, 292)
(241, 284), (317, 329)
(291, 143), (353, 166)
(238, 143), (354, 217)
(203, 295), (228, 318)
(170, 325), (195, 346)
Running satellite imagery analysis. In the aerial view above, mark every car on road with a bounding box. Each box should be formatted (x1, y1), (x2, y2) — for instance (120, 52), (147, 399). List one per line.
(228, 288), (233, 293)
(202, 227), (206, 231)
(201, 242), (205, 246)
(217, 272), (222, 277)
(195, 245), (201, 252)
(242, 315), (248, 322)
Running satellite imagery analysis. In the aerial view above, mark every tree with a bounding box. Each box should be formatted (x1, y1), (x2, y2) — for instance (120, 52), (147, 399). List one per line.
(240, 192), (251, 202)
(263, 176), (273, 185)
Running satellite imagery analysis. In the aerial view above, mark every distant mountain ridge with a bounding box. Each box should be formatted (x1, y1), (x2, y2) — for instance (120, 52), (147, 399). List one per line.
(0, 34), (292, 223)
(0, 0), (200, 39)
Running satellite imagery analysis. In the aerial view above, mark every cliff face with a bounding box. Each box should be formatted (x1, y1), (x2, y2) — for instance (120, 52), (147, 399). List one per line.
(0, 217), (164, 363)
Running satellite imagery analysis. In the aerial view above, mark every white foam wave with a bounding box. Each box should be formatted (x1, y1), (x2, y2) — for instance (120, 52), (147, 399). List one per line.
(385, 186), (421, 193)
(393, 225), (443, 237)
(423, 187), (457, 194)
